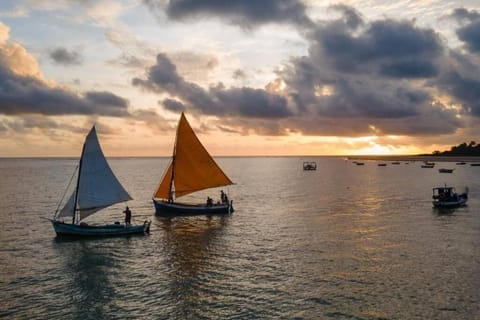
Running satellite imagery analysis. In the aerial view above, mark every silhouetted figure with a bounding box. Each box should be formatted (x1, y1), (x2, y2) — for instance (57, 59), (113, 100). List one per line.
(124, 206), (132, 225)
(220, 190), (228, 204)
(206, 197), (213, 206)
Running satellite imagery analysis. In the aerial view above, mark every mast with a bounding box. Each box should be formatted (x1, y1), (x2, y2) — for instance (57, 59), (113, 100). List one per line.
(72, 137), (87, 224)
(168, 116), (180, 202)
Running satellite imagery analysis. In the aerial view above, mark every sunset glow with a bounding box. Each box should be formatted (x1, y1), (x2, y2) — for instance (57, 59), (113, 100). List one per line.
(0, 1), (479, 157)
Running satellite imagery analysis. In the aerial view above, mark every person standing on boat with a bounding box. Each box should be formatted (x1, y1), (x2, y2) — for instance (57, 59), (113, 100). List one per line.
(221, 190), (229, 204)
(124, 206), (132, 225)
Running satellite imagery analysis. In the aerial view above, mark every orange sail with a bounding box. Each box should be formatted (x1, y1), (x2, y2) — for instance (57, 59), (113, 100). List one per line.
(154, 113), (233, 199)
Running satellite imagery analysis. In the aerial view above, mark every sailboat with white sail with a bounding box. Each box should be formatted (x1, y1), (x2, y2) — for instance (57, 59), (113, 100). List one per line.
(153, 113), (234, 216)
(50, 126), (151, 237)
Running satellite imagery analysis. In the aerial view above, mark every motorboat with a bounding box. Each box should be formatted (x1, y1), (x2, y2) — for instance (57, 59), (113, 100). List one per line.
(432, 186), (468, 208)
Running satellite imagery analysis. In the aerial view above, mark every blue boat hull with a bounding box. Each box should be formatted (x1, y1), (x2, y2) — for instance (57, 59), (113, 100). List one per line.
(432, 194), (468, 208)
(51, 220), (151, 237)
(153, 199), (233, 217)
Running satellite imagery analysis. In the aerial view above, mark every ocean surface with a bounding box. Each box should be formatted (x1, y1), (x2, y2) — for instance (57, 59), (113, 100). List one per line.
(0, 157), (479, 319)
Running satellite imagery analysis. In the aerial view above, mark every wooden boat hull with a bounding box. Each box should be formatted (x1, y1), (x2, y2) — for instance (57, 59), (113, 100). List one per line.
(153, 199), (233, 217)
(51, 220), (151, 237)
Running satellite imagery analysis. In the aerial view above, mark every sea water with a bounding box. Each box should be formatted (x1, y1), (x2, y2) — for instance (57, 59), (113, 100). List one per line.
(0, 157), (479, 319)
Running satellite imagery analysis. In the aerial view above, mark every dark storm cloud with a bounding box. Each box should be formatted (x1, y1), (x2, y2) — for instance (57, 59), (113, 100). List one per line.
(134, 5), (475, 137)
(145, 0), (312, 28)
(380, 59), (438, 78)
(85, 91), (129, 110)
(450, 8), (480, 23)
(313, 18), (443, 75)
(274, 5), (465, 136)
(457, 20), (480, 53)
(133, 53), (292, 118)
(0, 65), (130, 116)
(437, 71), (480, 116)
(49, 47), (82, 65)
(162, 98), (185, 112)
(328, 4), (364, 29)
(448, 8), (480, 54)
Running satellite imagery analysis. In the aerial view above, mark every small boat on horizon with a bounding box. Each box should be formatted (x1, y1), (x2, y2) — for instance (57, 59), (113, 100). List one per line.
(152, 113), (234, 217)
(49, 126), (151, 237)
(391, 161), (400, 165)
(456, 162), (466, 165)
(471, 163), (480, 166)
(355, 162), (365, 165)
(432, 185), (468, 208)
(378, 163), (387, 166)
(421, 164), (435, 168)
(303, 161), (317, 170)
(439, 168), (455, 173)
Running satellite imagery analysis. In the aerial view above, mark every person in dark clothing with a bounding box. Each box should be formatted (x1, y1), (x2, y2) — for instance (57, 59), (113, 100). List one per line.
(206, 197), (213, 206)
(220, 190), (229, 204)
(124, 206), (132, 225)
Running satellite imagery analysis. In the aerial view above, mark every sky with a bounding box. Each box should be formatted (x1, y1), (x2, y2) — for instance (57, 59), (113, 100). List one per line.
(1, 0), (480, 157)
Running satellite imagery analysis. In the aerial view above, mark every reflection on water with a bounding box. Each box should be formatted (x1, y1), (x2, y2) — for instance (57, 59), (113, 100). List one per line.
(54, 239), (117, 320)
(160, 216), (229, 277)
(0, 157), (479, 319)
(158, 216), (229, 318)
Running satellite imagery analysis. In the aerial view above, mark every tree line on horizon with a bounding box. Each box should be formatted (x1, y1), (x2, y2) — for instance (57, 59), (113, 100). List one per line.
(431, 141), (480, 156)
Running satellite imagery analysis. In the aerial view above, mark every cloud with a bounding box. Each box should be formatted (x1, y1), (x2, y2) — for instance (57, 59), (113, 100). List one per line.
(0, 64), (130, 116)
(446, 8), (480, 54)
(232, 69), (247, 80)
(133, 6), (479, 138)
(450, 8), (480, 23)
(0, 20), (130, 117)
(130, 108), (174, 132)
(0, 21), (43, 79)
(328, 4), (363, 29)
(311, 17), (443, 76)
(107, 54), (150, 70)
(437, 71), (480, 116)
(49, 47), (83, 65)
(145, 0), (313, 29)
(133, 53), (292, 118)
(162, 98), (185, 112)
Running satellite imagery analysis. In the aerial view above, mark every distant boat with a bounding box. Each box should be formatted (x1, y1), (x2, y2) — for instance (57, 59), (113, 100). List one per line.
(438, 168), (454, 173)
(153, 113), (234, 216)
(456, 162), (466, 165)
(303, 161), (317, 170)
(432, 185), (468, 208)
(421, 164), (435, 168)
(377, 163), (387, 166)
(471, 163), (480, 166)
(49, 126), (151, 237)
(355, 162), (365, 165)
(391, 161), (400, 165)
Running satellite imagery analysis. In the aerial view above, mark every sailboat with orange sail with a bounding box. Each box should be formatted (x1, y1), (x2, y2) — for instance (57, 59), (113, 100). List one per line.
(153, 113), (234, 216)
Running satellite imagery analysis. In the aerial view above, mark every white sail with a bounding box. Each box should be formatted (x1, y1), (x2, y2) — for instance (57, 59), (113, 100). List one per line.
(77, 127), (132, 220)
(57, 126), (132, 221)
(57, 192), (75, 218)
